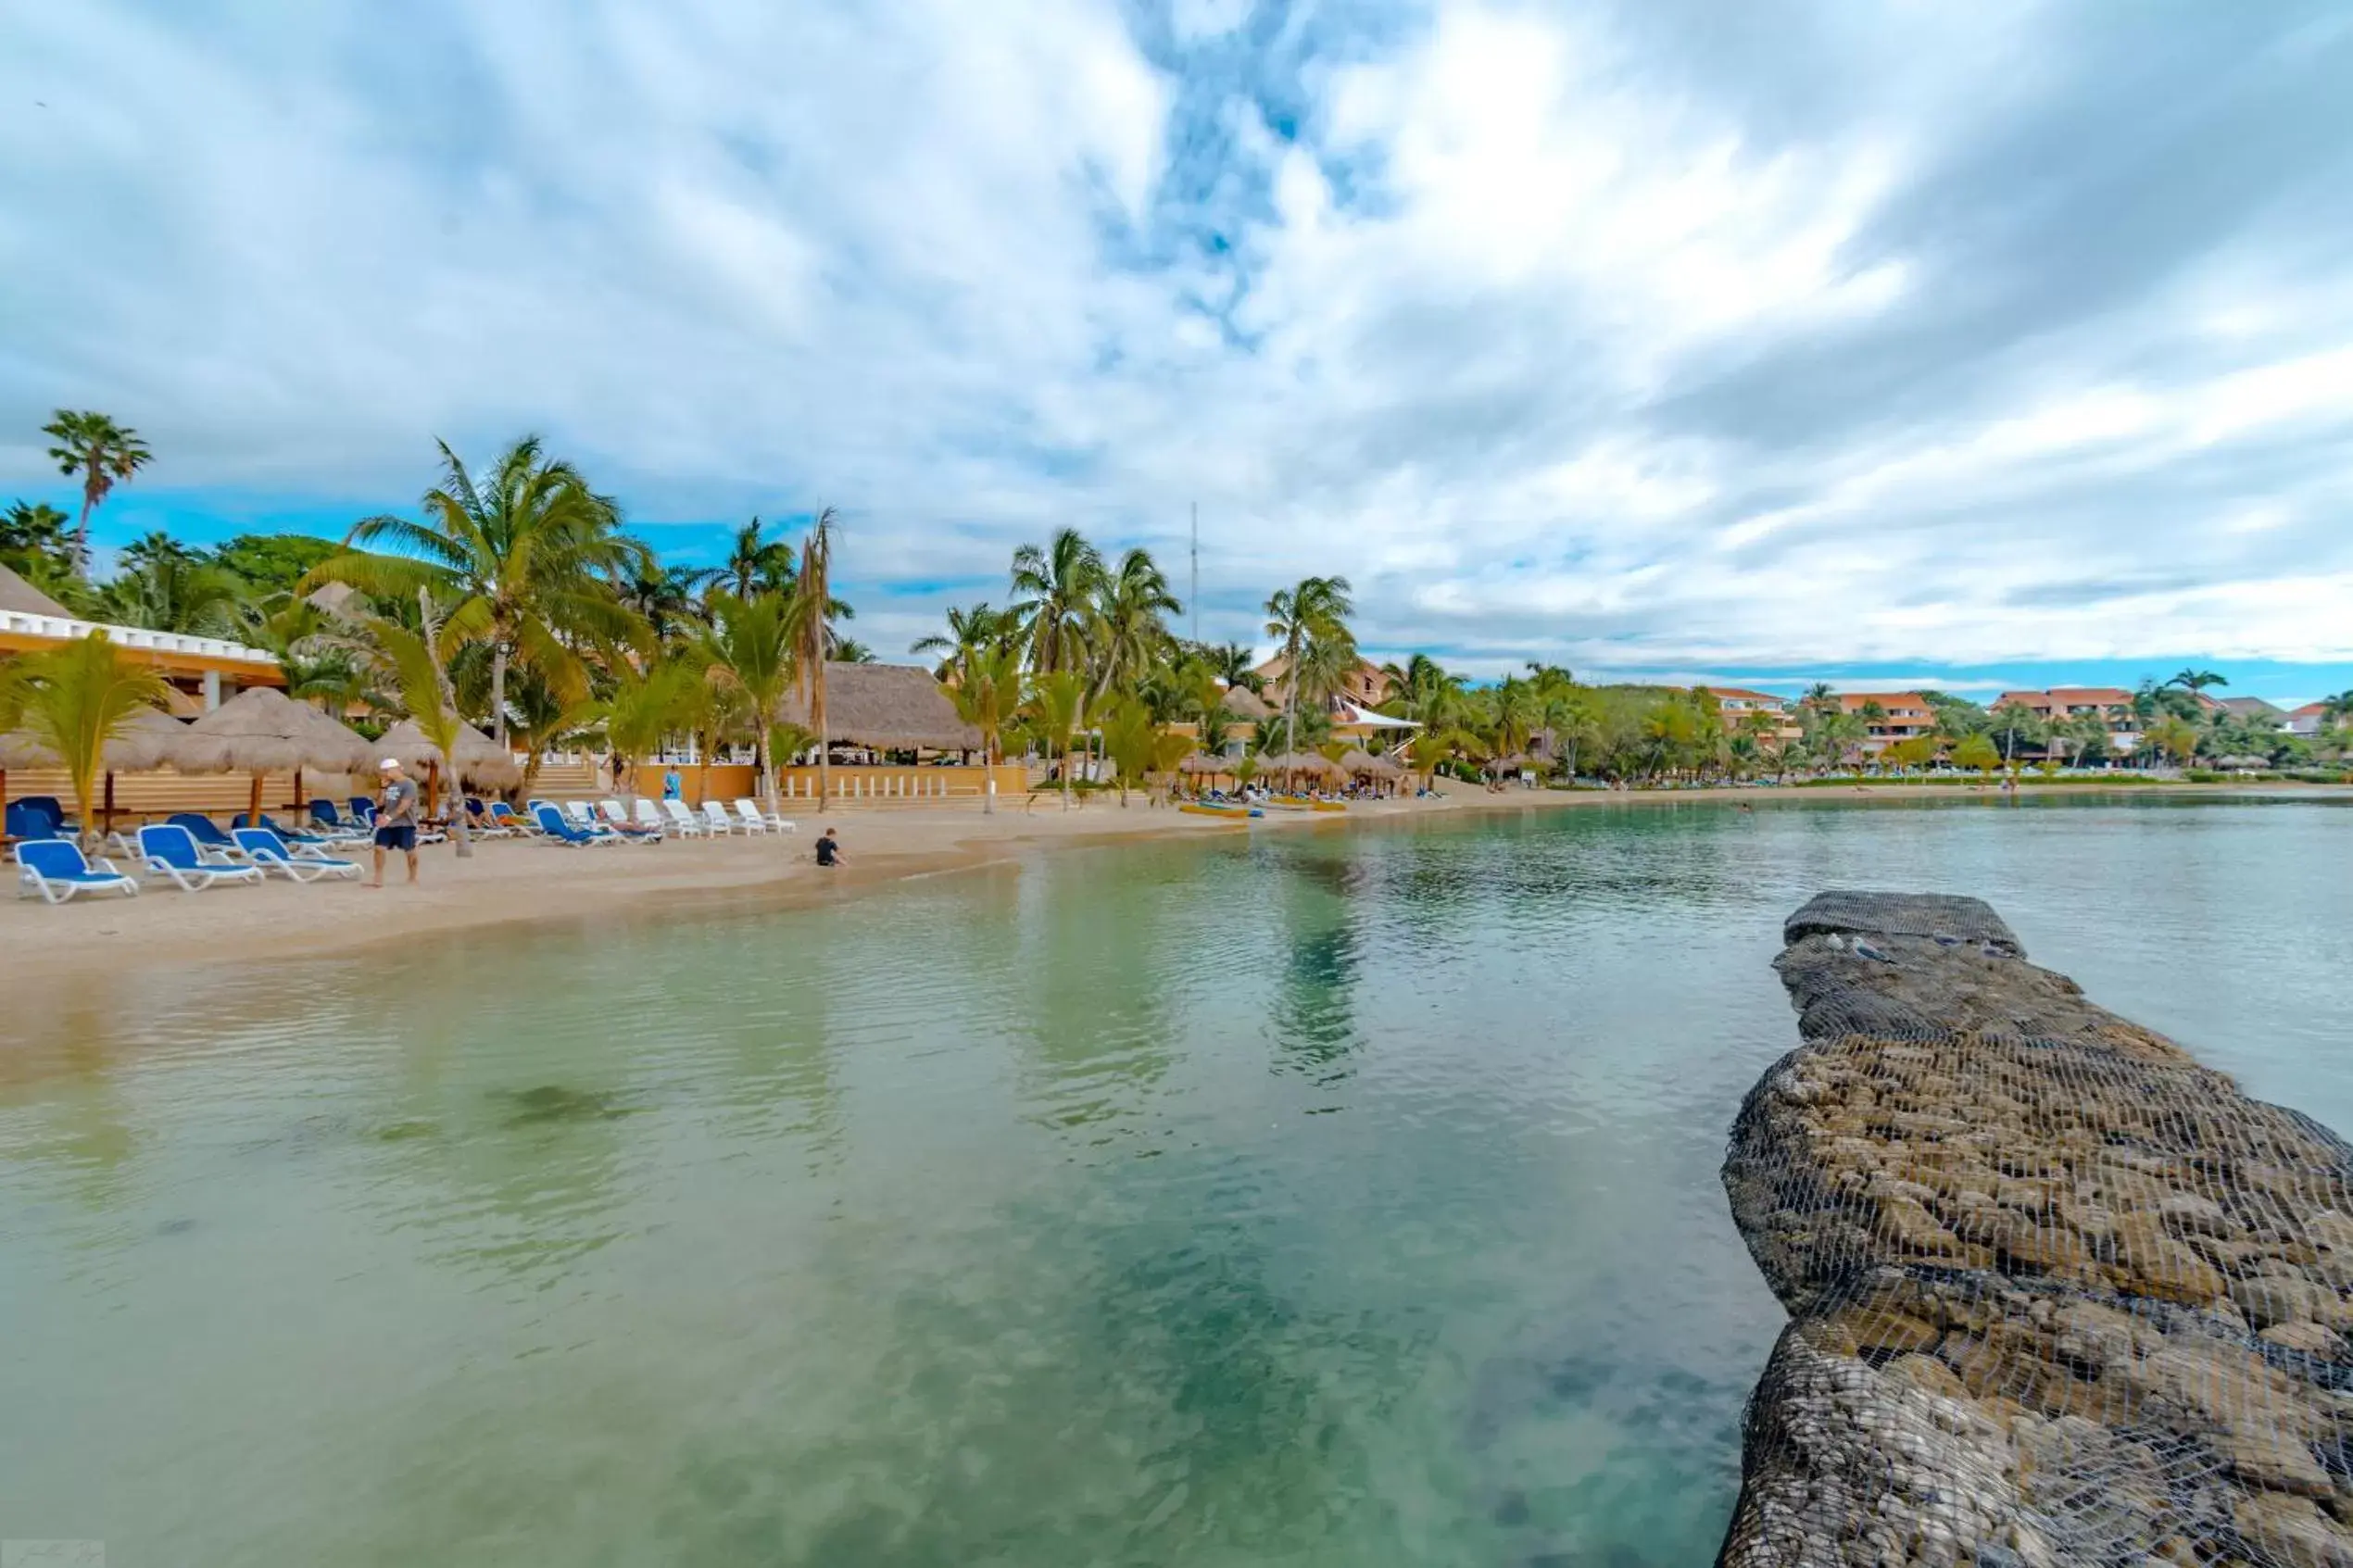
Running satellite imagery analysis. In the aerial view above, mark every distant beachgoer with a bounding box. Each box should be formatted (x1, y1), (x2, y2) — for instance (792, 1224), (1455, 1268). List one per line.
(368, 758), (421, 888)
(1739, 801), (1754, 815)
(815, 828), (843, 867)
(663, 766), (682, 801)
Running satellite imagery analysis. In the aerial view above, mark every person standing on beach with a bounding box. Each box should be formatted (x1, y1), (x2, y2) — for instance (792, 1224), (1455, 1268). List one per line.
(663, 765), (683, 801)
(368, 758), (421, 888)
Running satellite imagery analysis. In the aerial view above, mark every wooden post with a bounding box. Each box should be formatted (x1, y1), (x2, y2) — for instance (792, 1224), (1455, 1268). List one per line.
(102, 771), (116, 836)
(247, 771), (266, 827)
(293, 768), (306, 809)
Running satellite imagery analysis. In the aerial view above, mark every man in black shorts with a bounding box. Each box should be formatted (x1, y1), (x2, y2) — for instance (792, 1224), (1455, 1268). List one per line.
(369, 758), (422, 888)
(814, 827), (843, 867)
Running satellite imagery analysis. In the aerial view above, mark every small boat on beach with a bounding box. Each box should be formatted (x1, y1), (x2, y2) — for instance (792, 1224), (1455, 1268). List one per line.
(1180, 801), (1261, 820)
(1271, 795), (1348, 813)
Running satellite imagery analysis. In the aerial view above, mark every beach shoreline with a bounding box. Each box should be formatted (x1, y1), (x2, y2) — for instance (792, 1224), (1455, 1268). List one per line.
(4, 780), (2339, 996)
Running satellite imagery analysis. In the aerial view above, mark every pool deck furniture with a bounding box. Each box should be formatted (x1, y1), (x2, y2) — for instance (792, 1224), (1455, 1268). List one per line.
(15, 839), (140, 903)
(233, 827), (363, 883)
(136, 824), (265, 892)
(698, 800), (737, 835)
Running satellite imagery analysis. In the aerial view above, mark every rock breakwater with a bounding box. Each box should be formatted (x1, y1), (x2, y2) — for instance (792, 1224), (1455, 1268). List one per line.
(1718, 891), (2353, 1567)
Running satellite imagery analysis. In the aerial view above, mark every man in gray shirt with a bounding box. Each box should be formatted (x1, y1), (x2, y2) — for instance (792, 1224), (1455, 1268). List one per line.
(369, 758), (422, 888)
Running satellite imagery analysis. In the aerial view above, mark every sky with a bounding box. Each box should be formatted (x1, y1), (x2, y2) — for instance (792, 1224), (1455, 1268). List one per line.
(3, 1), (2350, 704)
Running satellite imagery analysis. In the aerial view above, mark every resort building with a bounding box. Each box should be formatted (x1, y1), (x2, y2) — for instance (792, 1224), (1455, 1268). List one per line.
(0, 561), (285, 712)
(2219, 696), (2287, 725)
(2284, 702), (2330, 737)
(1252, 654), (1397, 713)
(1835, 692), (1935, 754)
(1993, 688), (2142, 753)
(1695, 687), (1804, 742)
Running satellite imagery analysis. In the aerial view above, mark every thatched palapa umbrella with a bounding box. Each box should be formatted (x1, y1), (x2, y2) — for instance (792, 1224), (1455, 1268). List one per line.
(0, 708), (230, 835)
(187, 687), (376, 825)
(376, 719), (522, 803)
(1178, 753), (1232, 776)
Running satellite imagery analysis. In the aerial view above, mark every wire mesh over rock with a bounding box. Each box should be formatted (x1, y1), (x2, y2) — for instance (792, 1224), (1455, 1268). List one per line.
(1718, 891), (2353, 1568)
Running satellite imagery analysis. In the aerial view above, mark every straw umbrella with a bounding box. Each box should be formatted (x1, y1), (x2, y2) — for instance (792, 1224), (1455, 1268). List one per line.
(378, 719), (521, 807)
(0, 708), (229, 836)
(187, 687), (375, 825)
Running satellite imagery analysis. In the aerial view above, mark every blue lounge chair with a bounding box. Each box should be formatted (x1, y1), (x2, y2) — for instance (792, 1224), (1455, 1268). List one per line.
(166, 813), (251, 860)
(308, 800), (374, 841)
(5, 802), (61, 841)
(18, 797), (69, 835)
(137, 824), (265, 892)
(347, 797), (378, 827)
(490, 800), (536, 835)
(233, 826), (362, 882)
(236, 812), (344, 849)
(534, 802), (616, 846)
(16, 839), (139, 903)
(464, 797), (514, 838)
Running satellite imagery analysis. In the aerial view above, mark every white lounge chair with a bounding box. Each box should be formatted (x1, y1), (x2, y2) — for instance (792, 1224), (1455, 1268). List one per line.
(698, 800), (737, 835)
(641, 797), (701, 837)
(735, 798), (797, 834)
(598, 799), (662, 842)
(661, 798), (711, 836)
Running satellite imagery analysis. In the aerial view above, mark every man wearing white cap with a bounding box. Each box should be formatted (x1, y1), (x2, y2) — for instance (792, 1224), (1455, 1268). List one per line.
(368, 757), (422, 888)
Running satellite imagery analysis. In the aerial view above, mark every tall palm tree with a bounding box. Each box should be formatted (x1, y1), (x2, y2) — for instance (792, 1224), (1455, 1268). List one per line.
(787, 507), (840, 805)
(1, 500), (73, 578)
(99, 551), (247, 638)
(0, 632), (170, 849)
(948, 642), (1022, 812)
(1025, 669), (1088, 809)
(1263, 575), (1353, 758)
(301, 436), (649, 745)
(1086, 547), (1181, 702)
(42, 409), (152, 575)
(1010, 528), (1102, 675)
(1210, 642), (1262, 692)
(2165, 668), (2229, 695)
(695, 590), (797, 814)
(618, 561), (711, 643)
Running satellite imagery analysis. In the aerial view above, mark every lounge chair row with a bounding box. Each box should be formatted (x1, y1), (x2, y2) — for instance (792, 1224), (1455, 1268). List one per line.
(14, 824), (362, 903)
(525, 797), (797, 845)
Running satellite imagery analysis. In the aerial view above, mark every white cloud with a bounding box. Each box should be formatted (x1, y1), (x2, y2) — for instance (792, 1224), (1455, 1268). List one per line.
(1, 0), (2349, 673)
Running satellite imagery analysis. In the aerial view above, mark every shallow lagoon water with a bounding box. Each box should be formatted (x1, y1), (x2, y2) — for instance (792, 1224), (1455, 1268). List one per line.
(3, 796), (2347, 1565)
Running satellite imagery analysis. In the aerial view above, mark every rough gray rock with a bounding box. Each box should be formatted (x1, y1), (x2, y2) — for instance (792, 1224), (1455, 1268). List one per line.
(1718, 891), (2353, 1568)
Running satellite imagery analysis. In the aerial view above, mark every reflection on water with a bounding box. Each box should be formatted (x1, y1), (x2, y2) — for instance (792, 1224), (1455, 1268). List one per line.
(2, 797), (2347, 1565)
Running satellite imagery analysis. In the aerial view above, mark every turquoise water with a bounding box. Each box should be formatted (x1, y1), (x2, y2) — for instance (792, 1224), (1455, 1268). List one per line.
(3, 797), (2348, 1566)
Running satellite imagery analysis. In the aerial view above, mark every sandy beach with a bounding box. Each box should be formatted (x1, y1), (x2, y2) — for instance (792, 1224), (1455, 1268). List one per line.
(5, 780), (2334, 991)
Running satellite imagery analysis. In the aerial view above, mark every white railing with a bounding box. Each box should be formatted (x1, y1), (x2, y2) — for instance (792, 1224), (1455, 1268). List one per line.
(0, 609), (277, 665)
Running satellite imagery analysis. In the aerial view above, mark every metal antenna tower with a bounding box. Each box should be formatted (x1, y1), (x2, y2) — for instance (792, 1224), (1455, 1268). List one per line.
(1189, 500), (1199, 646)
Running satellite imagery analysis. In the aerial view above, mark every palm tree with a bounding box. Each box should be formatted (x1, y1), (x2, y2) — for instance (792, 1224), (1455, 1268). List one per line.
(302, 436), (649, 744)
(694, 591), (797, 814)
(618, 562), (710, 642)
(99, 551), (248, 638)
(42, 410), (152, 575)
(2147, 715), (2199, 768)
(592, 660), (699, 795)
(0, 632), (169, 849)
(1087, 547), (1181, 702)
(947, 642), (1022, 812)
(1025, 669), (1088, 809)
(1546, 688), (1603, 779)
(368, 599), (479, 856)
(1100, 695), (1157, 808)
(1, 500), (73, 578)
(2165, 669), (2229, 695)
(1010, 528), (1102, 675)
(1209, 642), (1262, 692)
(712, 517), (799, 599)
(910, 602), (1016, 677)
(1264, 575), (1354, 758)
(787, 508), (840, 805)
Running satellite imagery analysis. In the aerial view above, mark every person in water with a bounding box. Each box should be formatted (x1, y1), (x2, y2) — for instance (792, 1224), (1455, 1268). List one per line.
(815, 828), (844, 867)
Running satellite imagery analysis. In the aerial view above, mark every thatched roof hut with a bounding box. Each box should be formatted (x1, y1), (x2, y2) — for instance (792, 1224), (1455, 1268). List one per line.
(1218, 684), (1272, 721)
(0, 562), (71, 619)
(187, 687), (376, 773)
(0, 708), (228, 772)
(374, 720), (523, 789)
(779, 662), (983, 752)
(1484, 753), (1530, 774)
(1178, 753), (1235, 776)
(1263, 750), (1342, 780)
